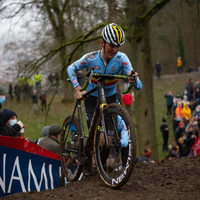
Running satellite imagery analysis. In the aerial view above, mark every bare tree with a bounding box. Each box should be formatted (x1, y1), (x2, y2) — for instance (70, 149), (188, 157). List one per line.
(125, 0), (171, 161)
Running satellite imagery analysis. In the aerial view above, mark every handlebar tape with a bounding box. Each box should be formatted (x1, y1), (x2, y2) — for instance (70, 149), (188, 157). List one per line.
(79, 78), (89, 92)
(122, 83), (133, 94)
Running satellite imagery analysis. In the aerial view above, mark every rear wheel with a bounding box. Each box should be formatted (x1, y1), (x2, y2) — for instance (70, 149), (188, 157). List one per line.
(94, 103), (136, 188)
(60, 116), (83, 181)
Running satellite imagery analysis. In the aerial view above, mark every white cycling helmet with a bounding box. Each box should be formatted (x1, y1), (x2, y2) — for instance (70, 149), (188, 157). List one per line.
(102, 23), (125, 46)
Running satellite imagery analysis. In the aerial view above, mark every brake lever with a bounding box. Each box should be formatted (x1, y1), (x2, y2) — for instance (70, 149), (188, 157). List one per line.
(87, 66), (95, 84)
(88, 69), (94, 84)
(130, 70), (138, 88)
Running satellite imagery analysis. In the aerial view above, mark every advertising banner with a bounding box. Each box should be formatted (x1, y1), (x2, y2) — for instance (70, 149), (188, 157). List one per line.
(0, 136), (68, 197)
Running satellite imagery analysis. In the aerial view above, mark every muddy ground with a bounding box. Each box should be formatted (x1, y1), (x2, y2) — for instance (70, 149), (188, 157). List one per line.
(1, 156), (200, 200)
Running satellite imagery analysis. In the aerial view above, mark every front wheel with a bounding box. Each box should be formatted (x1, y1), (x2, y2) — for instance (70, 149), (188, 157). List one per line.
(60, 116), (83, 182)
(94, 103), (136, 189)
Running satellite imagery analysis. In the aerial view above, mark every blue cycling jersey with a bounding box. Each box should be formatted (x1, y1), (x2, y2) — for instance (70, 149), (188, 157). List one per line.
(67, 50), (142, 97)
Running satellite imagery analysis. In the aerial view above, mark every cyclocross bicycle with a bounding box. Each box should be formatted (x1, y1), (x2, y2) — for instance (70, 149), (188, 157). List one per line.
(60, 67), (137, 189)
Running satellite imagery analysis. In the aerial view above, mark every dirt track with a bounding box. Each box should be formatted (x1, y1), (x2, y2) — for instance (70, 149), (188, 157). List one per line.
(2, 156), (200, 200)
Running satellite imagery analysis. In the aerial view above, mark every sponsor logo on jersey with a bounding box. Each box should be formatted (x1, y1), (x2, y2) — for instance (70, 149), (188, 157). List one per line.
(94, 65), (100, 70)
(121, 132), (125, 135)
(81, 62), (86, 65)
(111, 66), (116, 72)
(122, 62), (129, 65)
(72, 79), (77, 85)
(90, 54), (95, 58)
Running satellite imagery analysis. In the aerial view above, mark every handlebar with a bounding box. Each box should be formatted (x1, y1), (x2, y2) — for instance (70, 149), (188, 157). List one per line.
(79, 68), (137, 94)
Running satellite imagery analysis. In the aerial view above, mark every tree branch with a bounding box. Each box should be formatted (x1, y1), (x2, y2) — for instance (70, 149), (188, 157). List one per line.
(136, 0), (171, 26)
(43, 0), (58, 34)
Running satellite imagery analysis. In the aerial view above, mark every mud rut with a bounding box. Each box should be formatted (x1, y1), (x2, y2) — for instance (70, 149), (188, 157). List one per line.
(2, 156), (200, 200)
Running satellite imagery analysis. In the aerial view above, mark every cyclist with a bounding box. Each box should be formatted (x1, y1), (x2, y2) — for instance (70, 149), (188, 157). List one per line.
(67, 23), (142, 129)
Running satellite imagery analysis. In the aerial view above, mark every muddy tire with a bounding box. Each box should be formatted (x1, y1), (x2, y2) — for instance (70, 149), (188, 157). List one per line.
(60, 116), (83, 182)
(94, 103), (136, 189)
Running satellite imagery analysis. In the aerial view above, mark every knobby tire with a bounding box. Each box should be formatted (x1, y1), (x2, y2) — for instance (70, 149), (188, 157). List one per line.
(94, 103), (136, 189)
(60, 116), (83, 182)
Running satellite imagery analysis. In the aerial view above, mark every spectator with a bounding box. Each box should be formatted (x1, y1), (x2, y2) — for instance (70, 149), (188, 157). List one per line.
(189, 78), (195, 95)
(192, 105), (200, 120)
(14, 81), (21, 103)
(0, 85), (24, 136)
(155, 61), (161, 79)
(166, 145), (180, 160)
(182, 94), (190, 104)
(160, 118), (169, 152)
(39, 91), (47, 112)
(173, 100), (183, 132)
(185, 119), (194, 132)
(175, 100), (184, 120)
(23, 80), (30, 102)
(185, 80), (190, 95)
(185, 125), (198, 155)
(175, 121), (185, 145)
(36, 126), (50, 145)
(193, 121), (199, 137)
(32, 90), (38, 114)
(189, 124), (199, 139)
(195, 80), (200, 90)
(164, 91), (173, 118)
(8, 82), (13, 100)
(175, 121), (185, 156)
(54, 72), (59, 85)
(136, 149), (155, 163)
(39, 124), (61, 155)
(27, 77), (34, 94)
(177, 56), (182, 73)
(48, 73), (54, 87)
(178, 132), (188, 156)
(187, 65), (192, 73)
(194, 98), (200, 108)
(1, 109), (25, 137)
(34, 70), (42, 89)
(189, 99), (196, 113)
(173, 92), (181, 115)
(182, 102), (192, 125)
(173, 92), (181, 104)
(122, 93), (133, 114)
(194, 87), (200, 100)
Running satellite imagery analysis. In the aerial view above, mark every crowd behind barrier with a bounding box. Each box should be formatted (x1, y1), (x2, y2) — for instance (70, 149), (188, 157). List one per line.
(162, 78), (200, 161)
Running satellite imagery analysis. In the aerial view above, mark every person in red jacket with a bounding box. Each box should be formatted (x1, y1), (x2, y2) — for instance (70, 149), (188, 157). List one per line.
(122, 93), (133, 114)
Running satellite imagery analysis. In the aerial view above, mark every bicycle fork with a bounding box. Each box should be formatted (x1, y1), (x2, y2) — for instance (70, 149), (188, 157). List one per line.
(98, 83), (111, 147)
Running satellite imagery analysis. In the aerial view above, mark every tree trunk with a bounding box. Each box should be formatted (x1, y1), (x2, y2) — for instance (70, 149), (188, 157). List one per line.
(134, 24), (158, 161)
(125, 0), (169, 162)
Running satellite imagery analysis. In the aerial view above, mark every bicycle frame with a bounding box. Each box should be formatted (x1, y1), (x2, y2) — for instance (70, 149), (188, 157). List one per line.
(61, 71), (138, 188)
(66, 73), (134, 159)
